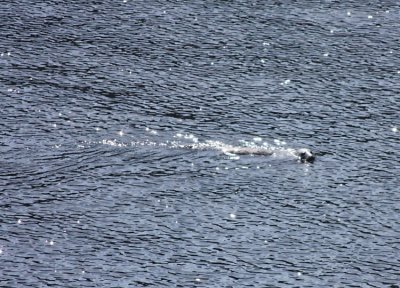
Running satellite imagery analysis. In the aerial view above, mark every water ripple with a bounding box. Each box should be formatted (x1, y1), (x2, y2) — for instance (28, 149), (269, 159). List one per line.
(1, 0), (400, 287)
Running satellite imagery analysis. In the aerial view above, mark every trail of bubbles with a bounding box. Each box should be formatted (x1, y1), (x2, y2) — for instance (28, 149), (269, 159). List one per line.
(84, 134), (301, 161)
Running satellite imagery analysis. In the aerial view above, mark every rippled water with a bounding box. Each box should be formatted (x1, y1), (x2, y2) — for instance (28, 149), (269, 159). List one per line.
(1, 1), (400, 287)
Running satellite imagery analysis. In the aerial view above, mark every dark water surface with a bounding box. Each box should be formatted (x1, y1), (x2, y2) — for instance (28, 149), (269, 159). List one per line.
(1, 0), (400, 287)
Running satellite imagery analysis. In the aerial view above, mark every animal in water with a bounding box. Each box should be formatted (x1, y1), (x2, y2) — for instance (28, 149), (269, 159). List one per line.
(221, 146), (315, 163)
(184, 141), (315, 163)
(295, 148), (315, 164)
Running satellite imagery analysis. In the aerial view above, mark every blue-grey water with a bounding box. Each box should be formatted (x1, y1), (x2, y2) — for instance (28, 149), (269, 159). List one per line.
(1, 1), (399, 287)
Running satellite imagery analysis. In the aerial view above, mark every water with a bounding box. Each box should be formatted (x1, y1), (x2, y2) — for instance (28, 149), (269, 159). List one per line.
(1, 1), (399, 286)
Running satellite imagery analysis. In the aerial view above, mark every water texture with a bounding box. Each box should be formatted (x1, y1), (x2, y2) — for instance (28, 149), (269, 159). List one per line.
(1, 0), (399, 287)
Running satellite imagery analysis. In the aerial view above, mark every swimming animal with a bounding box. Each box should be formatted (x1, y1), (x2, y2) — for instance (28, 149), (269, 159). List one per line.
(183, 141), (315, 163)
(221, 146), (315, 163)
(295, 148), (315, 163)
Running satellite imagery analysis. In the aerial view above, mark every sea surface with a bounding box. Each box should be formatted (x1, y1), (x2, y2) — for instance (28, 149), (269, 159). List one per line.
(1, 0), (399, 287)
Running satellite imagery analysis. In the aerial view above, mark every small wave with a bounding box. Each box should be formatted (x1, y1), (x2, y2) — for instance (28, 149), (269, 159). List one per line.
(90, 136), (301, 161)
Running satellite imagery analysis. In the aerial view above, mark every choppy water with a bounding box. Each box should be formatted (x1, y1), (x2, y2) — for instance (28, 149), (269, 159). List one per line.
(1, 1), (400, 287)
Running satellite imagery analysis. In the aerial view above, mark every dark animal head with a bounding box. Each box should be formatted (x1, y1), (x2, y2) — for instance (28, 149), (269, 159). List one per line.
(298, 148), (315, 163)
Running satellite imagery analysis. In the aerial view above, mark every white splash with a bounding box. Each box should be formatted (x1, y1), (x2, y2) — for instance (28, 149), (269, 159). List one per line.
(273, 139), (286, 146)
(90, 133), (305, 163)
(101, 139), (127, 147)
